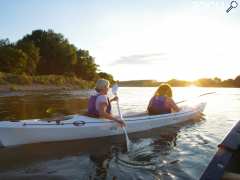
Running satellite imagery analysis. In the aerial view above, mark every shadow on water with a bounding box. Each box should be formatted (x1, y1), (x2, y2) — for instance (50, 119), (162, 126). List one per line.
(0, 119), (203, 180)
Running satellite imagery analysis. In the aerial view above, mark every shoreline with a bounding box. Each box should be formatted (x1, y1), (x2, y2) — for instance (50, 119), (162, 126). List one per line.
(0, 84), (239, 93)
(0, 84), (89, 92)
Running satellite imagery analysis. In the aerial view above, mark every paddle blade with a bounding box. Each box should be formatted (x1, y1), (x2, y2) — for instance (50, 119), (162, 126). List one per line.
(112, 84), (119, 95)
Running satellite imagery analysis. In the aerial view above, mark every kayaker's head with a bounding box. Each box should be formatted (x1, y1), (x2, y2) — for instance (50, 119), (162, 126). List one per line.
(95, 79), (110, 95)
(154, 84), (172, 97)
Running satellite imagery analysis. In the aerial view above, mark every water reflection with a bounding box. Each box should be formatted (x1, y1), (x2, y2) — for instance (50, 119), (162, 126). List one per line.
(89, 151), (112, 180)
(0, 91), (89, 120)
(0, 125), (184, 180)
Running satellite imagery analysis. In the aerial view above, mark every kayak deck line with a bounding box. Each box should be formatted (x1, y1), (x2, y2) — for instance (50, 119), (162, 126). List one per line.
(17, 107), (203, 127)
(21, 108), (201, 126)
(22, 121), (86, 126)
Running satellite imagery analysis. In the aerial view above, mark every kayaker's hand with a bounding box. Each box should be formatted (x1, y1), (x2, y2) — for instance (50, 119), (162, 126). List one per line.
(115, 119), (126, 127)
(111, 96), (118, 102)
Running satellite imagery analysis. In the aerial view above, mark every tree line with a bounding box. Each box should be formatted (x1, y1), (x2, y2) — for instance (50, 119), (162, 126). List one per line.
(119, 76), (240, 87)
(0, 29), (114, 83)
(193, 77), (240, 87)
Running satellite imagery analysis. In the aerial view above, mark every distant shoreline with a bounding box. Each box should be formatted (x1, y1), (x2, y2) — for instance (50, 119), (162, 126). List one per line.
(119, 79), (240, 88)
(118, 85), (240, 88)
(0, 84), (239, 93)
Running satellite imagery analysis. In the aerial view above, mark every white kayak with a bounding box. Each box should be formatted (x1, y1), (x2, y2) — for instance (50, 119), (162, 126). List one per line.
(0, 102), (206, 147)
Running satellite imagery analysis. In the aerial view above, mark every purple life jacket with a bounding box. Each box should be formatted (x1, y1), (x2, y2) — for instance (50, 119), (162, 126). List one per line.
(87, 94), (111, 117)
(147, 96), (171, 115)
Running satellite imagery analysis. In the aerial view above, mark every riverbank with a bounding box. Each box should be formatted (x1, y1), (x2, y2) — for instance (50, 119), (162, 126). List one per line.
(0, 72), (95, 92)
(0, 84), (89, 92)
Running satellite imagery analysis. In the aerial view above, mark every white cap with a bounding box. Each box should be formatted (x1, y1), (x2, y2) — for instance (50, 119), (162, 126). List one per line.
(95, 79), (110, 91)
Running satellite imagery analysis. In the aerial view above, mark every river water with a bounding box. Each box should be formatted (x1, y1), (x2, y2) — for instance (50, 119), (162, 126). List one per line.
(0, 87), (239, 180)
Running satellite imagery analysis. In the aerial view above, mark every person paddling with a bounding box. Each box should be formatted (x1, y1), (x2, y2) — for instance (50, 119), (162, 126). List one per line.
(87, 79), (125, 127)
(147, 84), (180, 115)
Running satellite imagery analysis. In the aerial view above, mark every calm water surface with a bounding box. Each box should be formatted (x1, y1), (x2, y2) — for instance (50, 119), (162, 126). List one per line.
(0, 87), (240, 180)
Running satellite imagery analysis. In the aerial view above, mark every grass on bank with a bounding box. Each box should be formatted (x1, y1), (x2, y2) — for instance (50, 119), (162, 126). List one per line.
(0, 72), (94, 89)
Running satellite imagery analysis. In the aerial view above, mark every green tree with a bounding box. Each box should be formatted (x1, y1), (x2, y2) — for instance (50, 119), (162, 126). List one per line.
(0, 39), (10, 47)
(16, 40), (40, 75)
(0, 30), (115, 83)
(98, 72), (115, 84)
(222, 79), (234, 87)
(21, 29), (77, 75)
(74, 49), (98, 81)
(167, 79), (190, 87)
(0, 46), (27, 74)
(234, 75), (240, 87)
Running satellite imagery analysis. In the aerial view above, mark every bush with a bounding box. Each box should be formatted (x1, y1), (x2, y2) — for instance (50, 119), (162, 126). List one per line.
(0, 79), (6, 84)
(0, 47), (27, 74)
(0, 72), (7, 84)
(0, 72), (94, 89)
(4, 73), (32, 85)
(10, 85), (18, 91)
(18, 74), (33, 85)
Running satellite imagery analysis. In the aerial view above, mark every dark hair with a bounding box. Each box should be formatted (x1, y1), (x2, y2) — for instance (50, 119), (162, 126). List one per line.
(154, 84), (172, 97)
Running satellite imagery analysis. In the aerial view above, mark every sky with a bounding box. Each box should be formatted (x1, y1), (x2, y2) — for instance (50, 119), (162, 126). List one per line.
(0, 0), (240, 81)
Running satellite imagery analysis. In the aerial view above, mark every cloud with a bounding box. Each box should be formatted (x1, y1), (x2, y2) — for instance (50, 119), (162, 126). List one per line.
(111, 53), (168, 65)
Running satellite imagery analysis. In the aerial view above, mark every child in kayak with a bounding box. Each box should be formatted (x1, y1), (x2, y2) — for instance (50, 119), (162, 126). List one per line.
(147, 84), (180, 115)
(87, 79), (125, 127)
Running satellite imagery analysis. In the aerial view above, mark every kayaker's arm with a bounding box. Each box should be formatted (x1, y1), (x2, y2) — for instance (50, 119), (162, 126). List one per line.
(109, 96), (118, 102)
(167, 97), (180, 112)
(98, 102), (125, 127)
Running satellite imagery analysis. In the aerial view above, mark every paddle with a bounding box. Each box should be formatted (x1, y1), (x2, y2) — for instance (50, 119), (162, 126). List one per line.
(176, 92), (216, 104)
(112, 83), (131, 151)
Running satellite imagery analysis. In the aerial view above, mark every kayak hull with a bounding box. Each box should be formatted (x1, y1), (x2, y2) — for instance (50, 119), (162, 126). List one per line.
(0, 102), (206, 147)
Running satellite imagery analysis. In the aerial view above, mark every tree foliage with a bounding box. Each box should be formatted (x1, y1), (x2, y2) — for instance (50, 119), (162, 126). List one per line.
(118, 76), (240, 87)
(194, 78), (222, 87)
(16, 40), (40, 75)
(98, 72), (115, 84)
(0, 46), (27, 74)
(0, 29), (114, 82)
(74, 49), (98, 81)
(234, 75), (240, 87)
(21, 29), (77, 75)
(167, 79), (191, 87)
(0, 39), (10, 47)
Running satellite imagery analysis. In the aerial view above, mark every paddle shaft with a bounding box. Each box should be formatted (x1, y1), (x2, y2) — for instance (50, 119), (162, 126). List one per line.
(176, 92), (216, 104)
(112, 84), (130, 143)
(114, 92), (131, 151)
(116, 99), (128, 134)
(116, 100), (123, 120)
